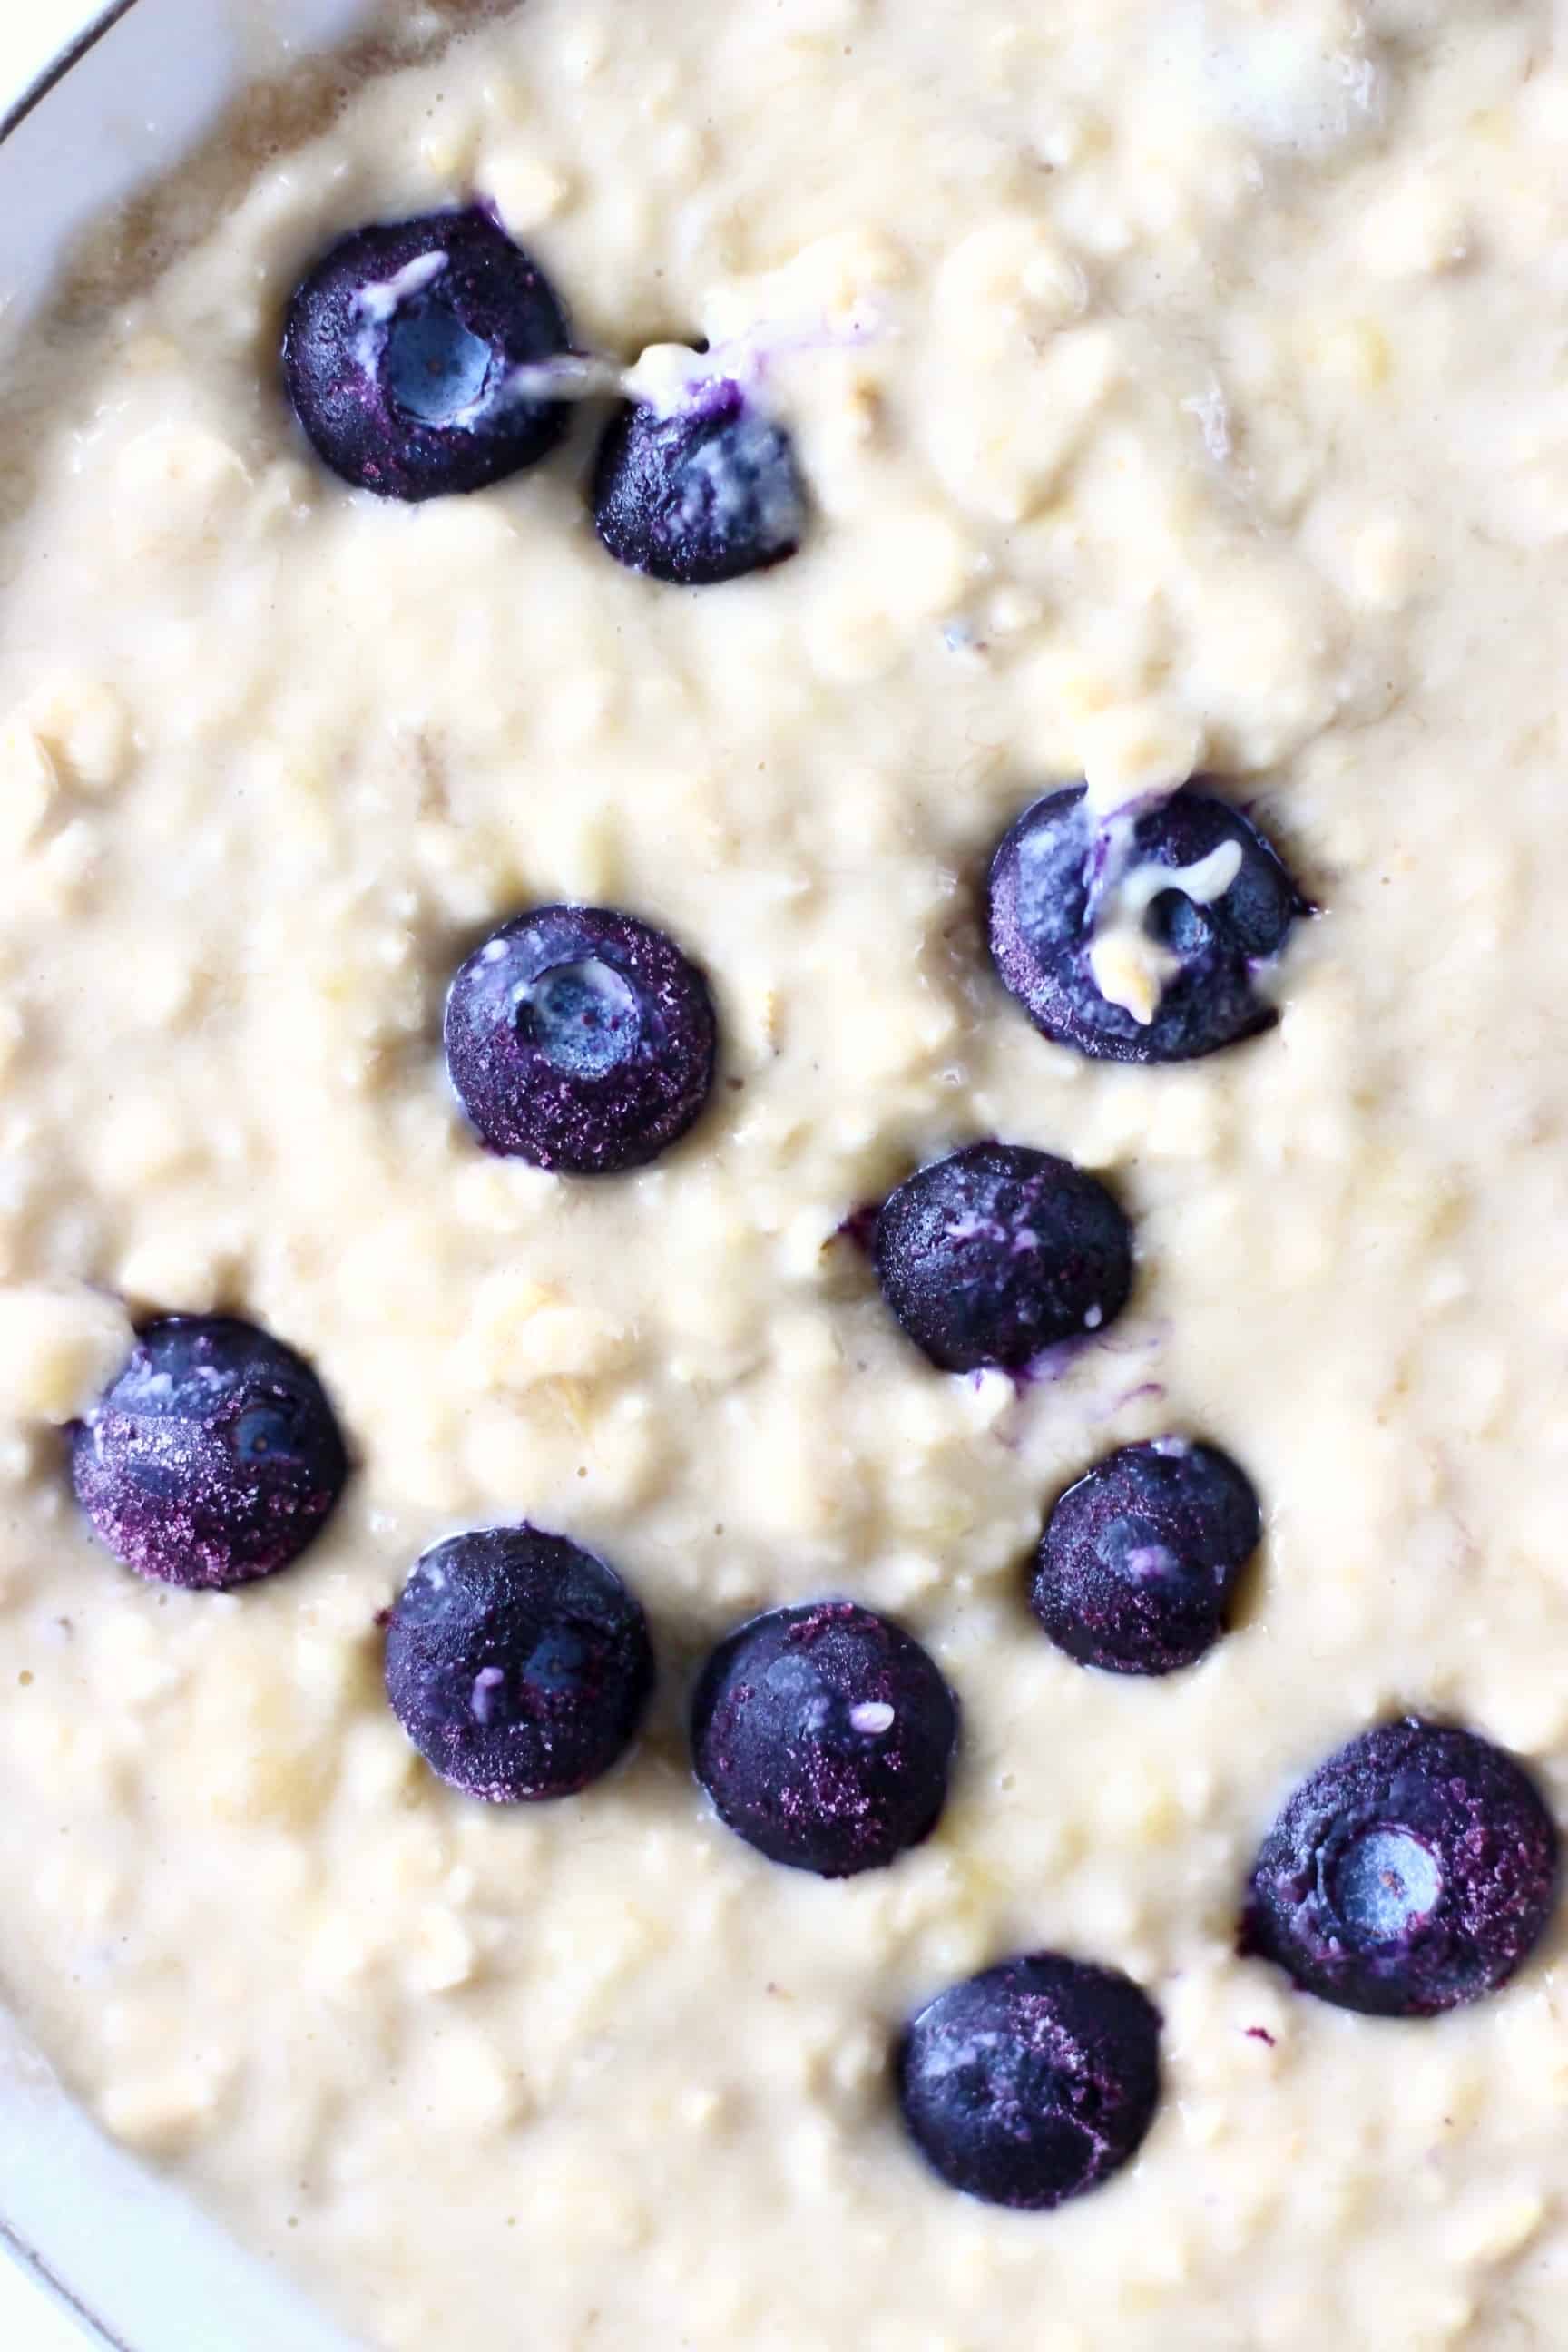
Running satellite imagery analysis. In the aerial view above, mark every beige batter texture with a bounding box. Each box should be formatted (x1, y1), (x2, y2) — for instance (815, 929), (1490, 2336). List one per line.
(2, 0), (1568, 2344)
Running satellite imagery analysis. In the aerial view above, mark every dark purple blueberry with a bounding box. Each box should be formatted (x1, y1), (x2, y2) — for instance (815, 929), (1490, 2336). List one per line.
(898, 1954), (1161, 2210)
(1030, 1436), (1261, 1676)
(283, 209), (572, 500)
(444, 904), (718, 1174)
(873, 1142), (1133, 1375)
(691, 1602), (957, 1877)
(384, 1524), (653, 1802)
(592, 376), (806, 586)
(69, 1317), (347, 1591)
(986, 784), (1308, 1064)
(1242, 1718), (1559, 2017)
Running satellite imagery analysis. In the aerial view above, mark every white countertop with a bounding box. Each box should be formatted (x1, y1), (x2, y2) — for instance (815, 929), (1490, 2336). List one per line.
(0, 2253), (92, 2352)
(0, 1), (95, 111)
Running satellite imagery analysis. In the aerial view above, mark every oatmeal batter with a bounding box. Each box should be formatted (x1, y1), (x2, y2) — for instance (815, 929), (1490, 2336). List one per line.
(2, 0), (1568, 2344)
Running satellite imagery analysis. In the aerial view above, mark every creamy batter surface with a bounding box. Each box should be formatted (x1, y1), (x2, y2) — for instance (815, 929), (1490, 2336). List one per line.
(4, 1), (1568, 2345)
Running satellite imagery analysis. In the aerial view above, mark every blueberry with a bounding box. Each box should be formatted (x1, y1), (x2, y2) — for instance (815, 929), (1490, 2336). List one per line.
(1030, 1436), (1261, 1676)
(283, 209), (572, 501)
(1241, 1718), (1559, 2017)
(873, 1142), (1133, 1374)
(592, 377), (806, 585)
(69, 1317), (347, 1591)
(986, 784), (1308, 1064)
(691, 1602), (958, 1877)
(444, 904), (718, 1174)
(898, 1954), (1161, 2210)
(384, 1524), (653, 1802)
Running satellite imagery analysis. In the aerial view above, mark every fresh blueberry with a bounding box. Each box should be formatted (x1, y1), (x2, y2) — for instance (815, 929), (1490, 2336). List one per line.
(1030, 1436), (1261, 1676)
(1241, 1717), (1559, 2017)
(986, 784), (1308, 1064)
(898, 1953), (1161, 2210)
(283, 208), (572, 500)
(69, 1316), (348, 1591)
(444, 904), (718, 1174)
(384, 1524), (653, 1802)
(873, 1142), (1134, 1374)
(691, 1602), (958, 1877)
(592, 377), (807, 585)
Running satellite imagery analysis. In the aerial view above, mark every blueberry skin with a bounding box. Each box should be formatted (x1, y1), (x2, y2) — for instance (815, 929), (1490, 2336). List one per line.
(69, 1316), (348, 1591)
(444, 904), (718, 1175)
(1030, 1436), (1261, 1677)
(1242, 1718), (1559, 2018)
(691, 1602), (958, 1877)
(592, 379), (807, 586)
(874, 1142), (1134, 1375)
(283, 209), (571, 501)
(986, 784), (1308, 1064)
(384, 1525), (654, 1803)
(898, 1954), (1161, 2210)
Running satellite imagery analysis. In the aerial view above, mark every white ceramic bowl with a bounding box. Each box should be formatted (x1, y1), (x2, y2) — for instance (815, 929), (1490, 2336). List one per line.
(0, 8), (384, 2344)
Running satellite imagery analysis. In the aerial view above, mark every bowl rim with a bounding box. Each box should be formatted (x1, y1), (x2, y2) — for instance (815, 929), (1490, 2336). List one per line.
(0, 13), (377, 2348)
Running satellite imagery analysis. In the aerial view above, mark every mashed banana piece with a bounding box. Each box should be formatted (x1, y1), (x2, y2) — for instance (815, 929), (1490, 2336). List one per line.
(1, 2), (1567, 2347)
